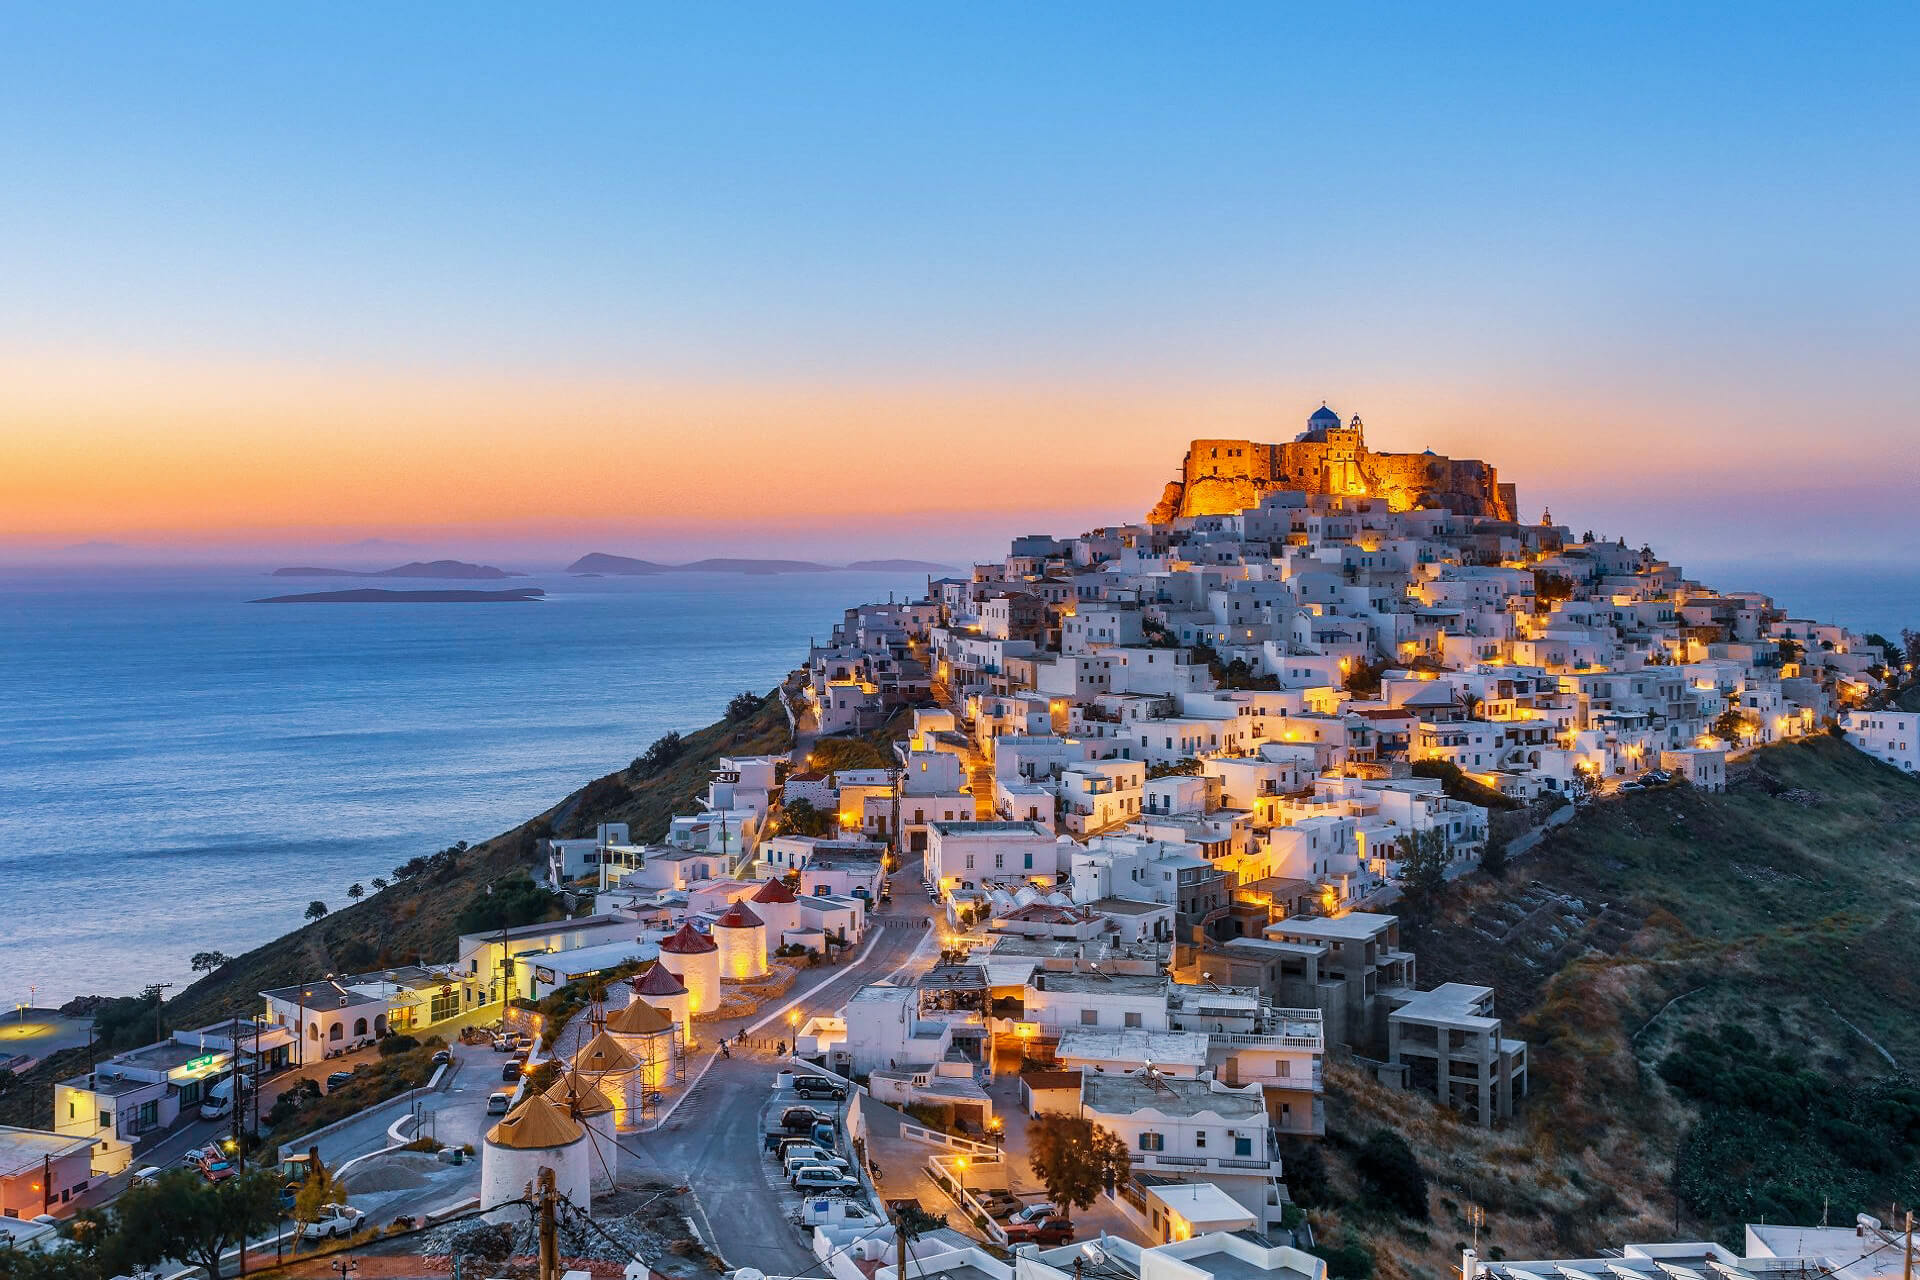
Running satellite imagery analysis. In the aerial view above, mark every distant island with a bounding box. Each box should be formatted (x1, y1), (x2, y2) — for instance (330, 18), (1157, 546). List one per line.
(844, 558), (954, 573)
(250, 588), (545, 604)
(564, 552), (952, 576)
(271, 559), (521, 579)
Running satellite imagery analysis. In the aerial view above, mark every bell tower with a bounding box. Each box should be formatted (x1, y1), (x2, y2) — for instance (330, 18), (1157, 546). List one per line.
(1326, 414), (1369, 496)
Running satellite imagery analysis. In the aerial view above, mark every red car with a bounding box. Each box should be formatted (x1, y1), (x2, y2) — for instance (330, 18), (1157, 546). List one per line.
(1004, 1217), (1073, 1245)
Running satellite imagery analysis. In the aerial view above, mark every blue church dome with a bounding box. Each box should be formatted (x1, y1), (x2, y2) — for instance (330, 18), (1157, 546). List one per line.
(1308, 404), (1340, 426)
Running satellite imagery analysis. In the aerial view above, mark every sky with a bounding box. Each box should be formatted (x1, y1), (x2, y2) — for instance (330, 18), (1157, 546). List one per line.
(2, 3), (1916, 566)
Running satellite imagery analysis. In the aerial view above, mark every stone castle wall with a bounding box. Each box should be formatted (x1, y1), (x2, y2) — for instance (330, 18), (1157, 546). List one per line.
(1147, 425), (1517, 524)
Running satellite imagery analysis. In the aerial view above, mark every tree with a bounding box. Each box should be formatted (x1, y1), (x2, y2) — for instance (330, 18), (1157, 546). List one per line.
(190, 951), (232, 974)
(633, 730), (686, 775)
(304, 900), (329, 922)
(1354, 1128), (1428, 1219)
(1480, 827), (1510, 879)
(780, 799), (834, 838)
(110, 1169), (282, 1280)
(1712, 708), (1751, 744)
(1903, 628), (1920, 673)
(346, 882), (364, 902)
(1394, 827), (1452, 918)
(1532, 570), (1575, 612)
(290, 1153), (349, 1232)
(92, 990), (164, 1053)
(727, 690), (762, 721)
(455, 876), (559, 935)
(1026, 1113), (1131, 1221)
(370, 876), (389, 892)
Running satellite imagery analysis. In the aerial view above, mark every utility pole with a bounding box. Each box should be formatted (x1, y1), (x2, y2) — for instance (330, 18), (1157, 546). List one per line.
(1903, 1210), (1912, 1280)
(537, 1167), (560, 1280)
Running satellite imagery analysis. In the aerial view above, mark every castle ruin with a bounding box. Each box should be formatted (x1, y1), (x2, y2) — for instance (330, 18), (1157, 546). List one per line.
(1146, 405), (1518, 525)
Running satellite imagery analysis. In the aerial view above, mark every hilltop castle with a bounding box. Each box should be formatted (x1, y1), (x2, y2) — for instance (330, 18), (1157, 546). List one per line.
(1146, 405), (1518, 524)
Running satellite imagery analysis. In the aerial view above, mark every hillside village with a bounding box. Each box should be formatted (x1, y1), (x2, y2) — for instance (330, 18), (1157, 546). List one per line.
(9, 408), (1919, 1280)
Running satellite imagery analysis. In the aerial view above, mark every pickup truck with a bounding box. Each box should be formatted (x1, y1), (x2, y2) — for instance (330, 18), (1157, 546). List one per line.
(300, 1205), (365, 1240)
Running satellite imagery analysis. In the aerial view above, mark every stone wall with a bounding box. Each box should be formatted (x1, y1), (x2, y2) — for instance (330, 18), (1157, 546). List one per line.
(1147, 428), (1517, 523)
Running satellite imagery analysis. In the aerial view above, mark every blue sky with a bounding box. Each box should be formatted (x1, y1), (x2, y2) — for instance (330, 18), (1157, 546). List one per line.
(1, 4), (1915, 561)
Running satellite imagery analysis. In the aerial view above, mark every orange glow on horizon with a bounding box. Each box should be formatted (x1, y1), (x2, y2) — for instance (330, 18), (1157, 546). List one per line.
(2, 350), (1893, 548)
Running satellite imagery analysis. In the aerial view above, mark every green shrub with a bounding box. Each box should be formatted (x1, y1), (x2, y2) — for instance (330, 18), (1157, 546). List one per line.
(1355, 1129), (1429, 1219)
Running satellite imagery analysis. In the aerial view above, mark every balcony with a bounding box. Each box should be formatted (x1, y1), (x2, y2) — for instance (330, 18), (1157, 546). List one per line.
(1129, 1138), (1284, 1178)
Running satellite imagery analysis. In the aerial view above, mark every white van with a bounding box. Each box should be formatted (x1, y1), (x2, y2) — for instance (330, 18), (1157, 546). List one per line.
(200, 1074), (240, 1121)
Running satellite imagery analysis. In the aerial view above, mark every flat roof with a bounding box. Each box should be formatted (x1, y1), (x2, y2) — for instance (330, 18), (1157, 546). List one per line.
(62, 1070), (161, 1096)
(1390, 982), (1499, 1029)
(1265, 911), (1398, 942)
(929, 820), (1052, 835)
(1091, 897), (1170, 917)
(1032, 969), (1165, 997)
(1145, 1182), (1256, 1225)
(262, 978), (384, 1008)
(0, 1126), (95, 1178)
(1081, 1072), (1266, 1120)
(1178, 1244), (1316, 1280)
(1057, 1028), (1209, 1066)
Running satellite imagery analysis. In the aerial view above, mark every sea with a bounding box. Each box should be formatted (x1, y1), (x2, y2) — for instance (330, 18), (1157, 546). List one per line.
(0, 566), (930, 1008)
(0, 558), (1913, 1010)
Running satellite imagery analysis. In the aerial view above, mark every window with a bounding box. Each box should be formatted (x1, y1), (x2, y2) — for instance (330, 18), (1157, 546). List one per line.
(329, 1024), (343, 1041)
(1080, 1009), (1099, 1026)
(1139, 1132), (1164, 1151)
(1234, 1135), (1253, 1157)
(1279, 1060), (1291, 1078)
(1124, 1011), (1143, 1028)
(353, 1017), (369, 1037)
(1195, 1130), (1207, 1148)
(99, 1110), (112, 1129)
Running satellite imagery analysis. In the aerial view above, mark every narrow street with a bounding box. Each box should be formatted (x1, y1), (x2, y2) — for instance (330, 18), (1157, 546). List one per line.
(623, 861), (942, 1274)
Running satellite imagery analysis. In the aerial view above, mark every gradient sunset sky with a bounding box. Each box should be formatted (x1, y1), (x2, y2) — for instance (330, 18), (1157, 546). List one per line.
(3, 4), (1915, 565)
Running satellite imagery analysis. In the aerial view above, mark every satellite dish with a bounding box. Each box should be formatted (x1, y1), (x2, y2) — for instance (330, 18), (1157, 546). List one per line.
(1081, 1245), (1110, 1267)
(735, 1270), (769, 1280)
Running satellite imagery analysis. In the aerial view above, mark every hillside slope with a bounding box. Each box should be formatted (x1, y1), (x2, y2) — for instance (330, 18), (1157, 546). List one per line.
(1312, 735), (1920, 1280)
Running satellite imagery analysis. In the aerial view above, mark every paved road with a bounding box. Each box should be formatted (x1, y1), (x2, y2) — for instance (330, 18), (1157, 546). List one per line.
(627, 864), (942, 1274)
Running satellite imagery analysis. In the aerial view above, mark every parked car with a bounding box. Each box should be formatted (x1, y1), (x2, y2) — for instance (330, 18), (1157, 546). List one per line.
(775, 1139), (832, 1165)
(780, 1106), (833, 1132)
(501, 1061), (523, 1082)
(792, 1076), (846, 1101)
(487, 1091), (513, 1114)
(186, 1146), (236, 1181)
(1008, 1202), (1058, 1226)
(1004, 1217), (1074, 1245)
(129, 1166), (163, 1186)
(300, 1205), (365, 1240)
(977, 1192), (1022, 1219)
(325, 1071), (355, 1093)
(492, 1034), (516, 1052)
(790, 1166), (859, 1192)
(430, 1049), (453, 1066)
(784, 1151), (851, 1179)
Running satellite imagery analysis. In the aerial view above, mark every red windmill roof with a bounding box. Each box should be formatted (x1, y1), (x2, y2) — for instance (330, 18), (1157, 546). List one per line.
(714, 901), (765, 929)
(749, 879), (798, 904)
(632, 961), (688, 996)
(659, 922), (717, 954)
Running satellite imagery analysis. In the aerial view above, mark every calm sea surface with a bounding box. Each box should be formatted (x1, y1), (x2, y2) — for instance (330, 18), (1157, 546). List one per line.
(0, 567), (928, 1007)
(0, 559), (1913, 1008)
